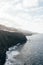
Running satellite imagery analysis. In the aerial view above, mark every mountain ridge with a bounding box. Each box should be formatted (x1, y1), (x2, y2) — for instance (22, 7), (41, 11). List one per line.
(0, 24), (37, 36)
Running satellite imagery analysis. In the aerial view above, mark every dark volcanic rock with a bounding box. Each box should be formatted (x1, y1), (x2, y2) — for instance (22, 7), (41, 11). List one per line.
(0, 30), (27, 65)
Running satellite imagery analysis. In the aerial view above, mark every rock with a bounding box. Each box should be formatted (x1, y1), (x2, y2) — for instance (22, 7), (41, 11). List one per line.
(0, 30), (27, 65)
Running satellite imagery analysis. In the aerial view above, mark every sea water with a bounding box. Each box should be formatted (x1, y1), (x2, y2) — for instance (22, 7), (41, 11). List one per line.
(5, 34), (43, 65)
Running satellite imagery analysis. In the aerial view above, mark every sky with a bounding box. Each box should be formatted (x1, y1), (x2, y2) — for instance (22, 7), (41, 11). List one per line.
(0, 0), (43, 33)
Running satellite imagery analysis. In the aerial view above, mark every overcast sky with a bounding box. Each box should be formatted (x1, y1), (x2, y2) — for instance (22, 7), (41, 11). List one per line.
(0, 0), (43, 33)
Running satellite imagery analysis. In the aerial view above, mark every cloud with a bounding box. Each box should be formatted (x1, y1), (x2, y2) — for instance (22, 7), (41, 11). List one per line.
(22, 0), (38, 8)
(0, 0), (43, 33)
(39, 0), (43, 6)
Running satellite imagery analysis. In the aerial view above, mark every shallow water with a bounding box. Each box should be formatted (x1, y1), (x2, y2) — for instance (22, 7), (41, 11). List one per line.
(5, 34), (43, 65)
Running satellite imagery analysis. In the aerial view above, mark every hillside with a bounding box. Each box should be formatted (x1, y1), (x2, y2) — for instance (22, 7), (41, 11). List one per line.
(0, 25), (37, 36)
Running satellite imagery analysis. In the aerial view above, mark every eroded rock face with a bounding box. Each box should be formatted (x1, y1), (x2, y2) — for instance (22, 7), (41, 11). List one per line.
(0, 30), (27, 65)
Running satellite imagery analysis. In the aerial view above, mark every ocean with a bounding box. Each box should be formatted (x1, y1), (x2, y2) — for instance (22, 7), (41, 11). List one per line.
(5, 34), (43, 65)
(0, 0), (43, 65)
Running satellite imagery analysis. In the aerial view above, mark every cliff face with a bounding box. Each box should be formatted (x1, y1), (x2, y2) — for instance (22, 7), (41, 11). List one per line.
(0, 28), (27, 65)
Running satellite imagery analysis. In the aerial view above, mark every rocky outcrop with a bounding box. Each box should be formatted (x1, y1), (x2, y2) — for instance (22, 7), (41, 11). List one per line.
(0, 30), (27, 65)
